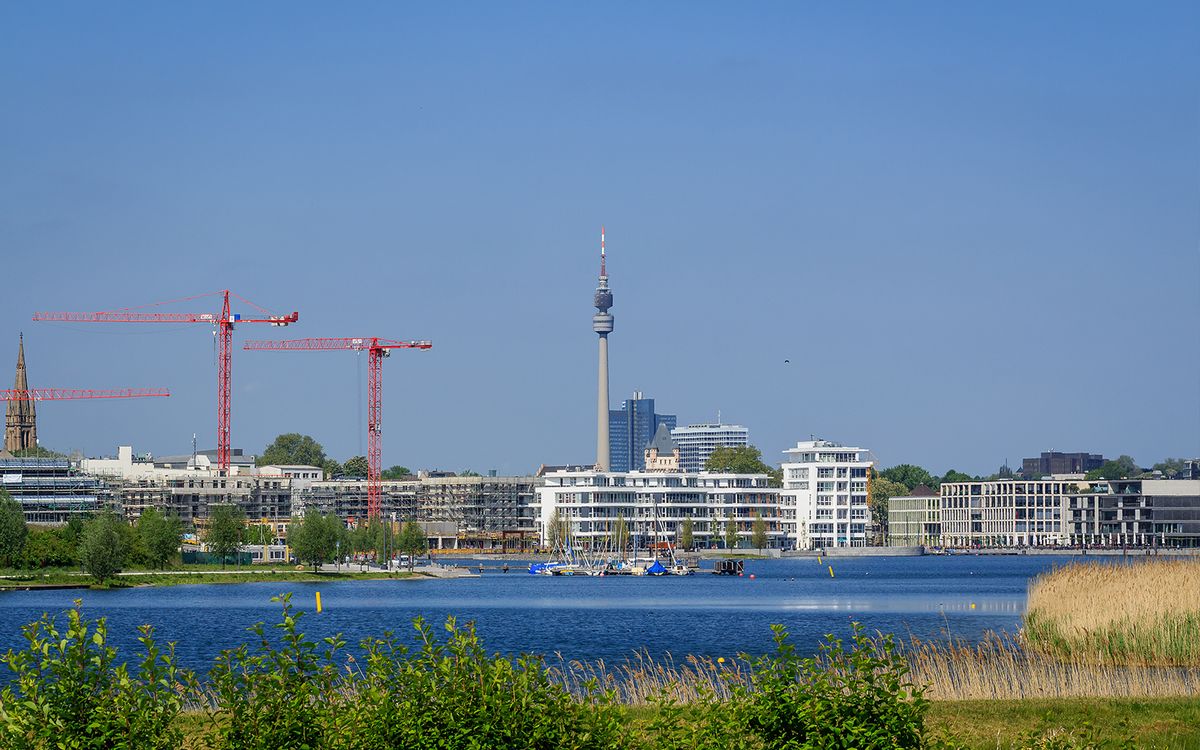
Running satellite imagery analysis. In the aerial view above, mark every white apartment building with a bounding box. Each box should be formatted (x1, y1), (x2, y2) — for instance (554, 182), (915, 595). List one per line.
(780, 440), (873, 549)
(534, 470), (784, 550)
(670, 423), (750, 473)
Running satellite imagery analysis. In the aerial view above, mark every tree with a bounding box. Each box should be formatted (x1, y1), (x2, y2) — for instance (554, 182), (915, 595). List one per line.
(289, 513), (341, 572)
(880, 464), (936, 491)
(459, 469), (481, 477)
(256, 433), (329, 468)
(610, 514), (628, 554)
(136, 508), (182, 570)
(679, 517), (694, 551)
(724, 515), (739, 550)
(22, 527), (77, 568)
(381, 465), (412, 480)
(397, 521), (428, 570)
(1152, 458), (1188, 479)
(706, 445), (772, 475)
(322, 459), (342, 480)
(79, 512), (126, 583)
(751, 511), (768, 551)
(0, 491), (28, 568)
(206, 504), (245, 569)
(940, 469), (975, 485)
(341, 456), (370, 478)
(869, 475), (909, 545)
(1086, 455), (1140, 481)
(11, 446), (67, 459)
(245, 523), (275, 546)
(546, 508), (564, 550)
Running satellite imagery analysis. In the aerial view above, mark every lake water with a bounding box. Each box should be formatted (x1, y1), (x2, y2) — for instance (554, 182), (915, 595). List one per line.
(0, 556), (1072, 672)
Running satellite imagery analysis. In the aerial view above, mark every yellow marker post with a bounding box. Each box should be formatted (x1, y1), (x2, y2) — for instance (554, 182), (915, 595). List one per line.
(316, 591), (323, 613)
(828, 566), (834, 578)
(817, 556), (822, 565)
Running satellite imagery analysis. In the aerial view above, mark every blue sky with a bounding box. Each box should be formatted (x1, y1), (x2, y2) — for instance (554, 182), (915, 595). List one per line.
(2, 2), (1197, 475)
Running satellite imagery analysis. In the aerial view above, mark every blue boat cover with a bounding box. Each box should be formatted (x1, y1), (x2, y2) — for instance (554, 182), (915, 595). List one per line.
(646, 560), (667, 575)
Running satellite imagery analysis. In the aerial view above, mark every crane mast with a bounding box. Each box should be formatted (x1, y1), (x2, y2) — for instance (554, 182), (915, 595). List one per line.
(242, 337), (431, 519)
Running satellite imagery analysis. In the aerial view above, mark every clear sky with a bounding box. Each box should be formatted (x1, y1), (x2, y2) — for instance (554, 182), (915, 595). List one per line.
(2, 2), (1197, 475)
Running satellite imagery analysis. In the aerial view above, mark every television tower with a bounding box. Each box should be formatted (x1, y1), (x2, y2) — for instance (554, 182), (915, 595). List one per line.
(593, 226), (614, 471)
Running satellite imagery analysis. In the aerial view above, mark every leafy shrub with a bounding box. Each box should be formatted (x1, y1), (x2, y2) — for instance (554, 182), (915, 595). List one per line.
(340, 615), (625, 750)
(201, 594), (626, 750)
(0, 601), (186, 750)
(202, 594), (347, 749)
(726, 622), (930, 749)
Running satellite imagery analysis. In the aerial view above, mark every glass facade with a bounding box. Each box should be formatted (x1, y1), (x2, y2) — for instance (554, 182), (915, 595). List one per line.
(608, 396), (676, 472)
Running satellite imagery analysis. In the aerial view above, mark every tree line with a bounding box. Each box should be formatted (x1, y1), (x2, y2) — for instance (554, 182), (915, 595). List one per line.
(0, 488), (429, 583)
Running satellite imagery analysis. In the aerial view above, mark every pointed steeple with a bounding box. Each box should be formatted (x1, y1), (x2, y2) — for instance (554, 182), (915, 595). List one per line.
(5, 334), (37, 453)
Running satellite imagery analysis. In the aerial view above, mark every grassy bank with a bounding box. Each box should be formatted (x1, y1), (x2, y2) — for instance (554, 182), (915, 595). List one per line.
(925, 698), (1200, 749)
(1024, 559), (1200, 666)
(0, 566), (415, 589)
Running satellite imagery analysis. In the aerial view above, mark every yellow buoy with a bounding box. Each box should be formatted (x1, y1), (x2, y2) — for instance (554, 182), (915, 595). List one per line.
(970, 602), (976, 610)
(828, 565), (834, 578)
(316, 591), (323, 613)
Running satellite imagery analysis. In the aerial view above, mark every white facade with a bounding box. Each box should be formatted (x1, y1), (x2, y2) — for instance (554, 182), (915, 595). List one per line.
(82, 445), (215, 481)
(670, 423), (750, 473)
(534, 470), (784, 549)
(780, 440), (873, 549)
(256, 464), (325, 490)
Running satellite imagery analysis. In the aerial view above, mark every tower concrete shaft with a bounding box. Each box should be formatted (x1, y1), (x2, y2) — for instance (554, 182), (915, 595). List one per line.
(592, 227), (613, 471)
(5, 334), (37, 453)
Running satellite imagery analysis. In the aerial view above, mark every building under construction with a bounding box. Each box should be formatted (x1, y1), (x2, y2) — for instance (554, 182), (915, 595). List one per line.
(296, 474), (537, 549)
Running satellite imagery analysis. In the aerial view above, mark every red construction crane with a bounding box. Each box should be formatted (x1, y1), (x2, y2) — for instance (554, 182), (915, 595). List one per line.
(242, 337), (432, 519)
(0, 388), (170, 401)
(33, 290), (297, 473)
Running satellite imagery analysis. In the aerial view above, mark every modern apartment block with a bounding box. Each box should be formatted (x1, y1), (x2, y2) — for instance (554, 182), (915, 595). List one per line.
(1021, 451), (1104, 477)
(608, 392), (676, 472)
(0, 456), (110, 525)
(1067, 479), (1200, 547)
(670, 422), (749, 473)
(780, 439), (873, 549)
(886, 485), (940, 547)
(938, 479), (1075, 547)
(534, 469), (784, 550)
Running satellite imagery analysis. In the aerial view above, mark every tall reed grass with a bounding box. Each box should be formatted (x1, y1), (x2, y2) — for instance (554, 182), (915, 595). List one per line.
(1024, 558), (1200, 666)
(549, 631), (1200, 704)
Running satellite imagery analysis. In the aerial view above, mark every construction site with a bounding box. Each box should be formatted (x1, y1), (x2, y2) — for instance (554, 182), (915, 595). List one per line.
(0, 289), (544, 551)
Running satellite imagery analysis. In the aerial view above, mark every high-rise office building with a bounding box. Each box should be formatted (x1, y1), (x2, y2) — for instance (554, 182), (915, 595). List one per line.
(609, 391), (676, 472)
(671, 422), (750, 473)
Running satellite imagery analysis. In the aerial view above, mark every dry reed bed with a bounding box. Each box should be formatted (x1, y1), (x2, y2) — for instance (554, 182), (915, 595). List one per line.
(549, 633), (1200, 704)
(1024, 558), (1200, 666)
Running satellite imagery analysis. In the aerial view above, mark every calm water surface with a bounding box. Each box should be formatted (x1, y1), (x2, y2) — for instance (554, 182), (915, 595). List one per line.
(0, 556), (1071, 671)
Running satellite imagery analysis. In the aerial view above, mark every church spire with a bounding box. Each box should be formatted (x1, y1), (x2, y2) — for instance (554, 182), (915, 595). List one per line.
(5, 334), (37, 453)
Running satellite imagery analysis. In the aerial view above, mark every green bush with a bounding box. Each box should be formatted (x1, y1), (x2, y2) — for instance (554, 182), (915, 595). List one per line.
(0, 601), (941, 750)
(340, 615), (625, 750)
(201, 594), (626, 750)
(0, 601), (186, 750)
(202, 594), (346, 749)
(728, 622), (930, 749)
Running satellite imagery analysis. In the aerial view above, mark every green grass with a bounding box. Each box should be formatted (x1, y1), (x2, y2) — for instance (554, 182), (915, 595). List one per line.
(172, 699), (1200, 749)
(0, 566), (414, 589)
(925, 698), (1200, 749)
